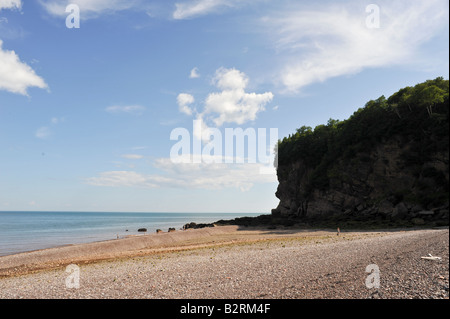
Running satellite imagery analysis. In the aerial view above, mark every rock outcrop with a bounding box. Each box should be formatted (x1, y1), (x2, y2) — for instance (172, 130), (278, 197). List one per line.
(273, 138), (448, 224)
(272, 78), (449, 226)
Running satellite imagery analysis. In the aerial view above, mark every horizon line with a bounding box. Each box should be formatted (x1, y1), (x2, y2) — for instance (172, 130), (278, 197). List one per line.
(0, 210), (268, 214)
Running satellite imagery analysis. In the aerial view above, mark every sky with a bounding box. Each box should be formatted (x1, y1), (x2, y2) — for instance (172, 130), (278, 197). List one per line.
(0, 0), (448, 213)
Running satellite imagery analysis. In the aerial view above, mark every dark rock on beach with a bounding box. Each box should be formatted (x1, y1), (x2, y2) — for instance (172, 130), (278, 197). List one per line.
(183, 222), (215, 230)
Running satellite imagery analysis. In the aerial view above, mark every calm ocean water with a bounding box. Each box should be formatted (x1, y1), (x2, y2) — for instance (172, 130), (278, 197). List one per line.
(0, 211), (261, 256)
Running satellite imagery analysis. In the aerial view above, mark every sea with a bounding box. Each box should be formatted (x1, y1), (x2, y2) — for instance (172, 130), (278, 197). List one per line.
(0, 211), (261, 257)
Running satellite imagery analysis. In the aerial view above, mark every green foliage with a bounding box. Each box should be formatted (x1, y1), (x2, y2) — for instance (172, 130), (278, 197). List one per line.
(276, 77), (450, 199)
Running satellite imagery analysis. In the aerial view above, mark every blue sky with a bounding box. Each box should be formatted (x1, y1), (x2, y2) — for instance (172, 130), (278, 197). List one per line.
(0, 0), (448, 213)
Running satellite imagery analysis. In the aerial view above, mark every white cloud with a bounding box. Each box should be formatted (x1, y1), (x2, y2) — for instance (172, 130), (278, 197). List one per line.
(266, 0), (449, 92)
(91, 70), (277, 192)
(35, 116), (64, 139)
(172, 0), (268, 20)
(192, 114), (214, 142)
(0, 16), (25, 40)
(0, 40), (48, 95)
(86, 156), (276, 192)
(0, 0), (21, 11)
(51, 116), (65, 124)
(87, 171), (157, 188)
(212, 67), (248, 91)
(35, 126), (51, 139)
(189, 67), (200, 79)
(39, 0), (138, 19)
(177, 93), (195, 116)
(202, 67), (274, 126)
(131, 146), (147, 150)
(176, 68), (274, 143)
(121, 154), (144, 160)
(173, 0), (235, 20)
(105, 105), (146, 115)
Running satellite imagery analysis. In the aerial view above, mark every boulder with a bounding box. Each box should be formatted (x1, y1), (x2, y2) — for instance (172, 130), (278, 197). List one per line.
(377, 200), (394, 215)
(138, 228), (147, 232)
(184, 222), (197, 230)
(183, 222), (215, 230)
(392, 202), (409, 219)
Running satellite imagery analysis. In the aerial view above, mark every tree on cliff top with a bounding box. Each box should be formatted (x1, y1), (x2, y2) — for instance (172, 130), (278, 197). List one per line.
(276, 77), (449, 196)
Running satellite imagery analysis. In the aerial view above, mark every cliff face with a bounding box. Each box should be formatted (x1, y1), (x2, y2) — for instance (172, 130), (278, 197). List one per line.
(272, 79), (449, 225)
(274, 137), (449, 223)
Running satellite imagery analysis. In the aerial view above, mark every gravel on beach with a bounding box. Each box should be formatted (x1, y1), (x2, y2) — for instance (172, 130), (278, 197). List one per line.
(0, 228), (448, 299)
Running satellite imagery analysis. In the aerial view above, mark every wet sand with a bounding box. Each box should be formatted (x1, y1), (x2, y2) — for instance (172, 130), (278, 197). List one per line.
(0, 225), (351, 277)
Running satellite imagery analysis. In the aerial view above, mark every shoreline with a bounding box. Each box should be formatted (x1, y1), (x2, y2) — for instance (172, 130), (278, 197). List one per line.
(0, 225), (446, 278)
(0, 226), (448, 299)
(0, 211), (262, 258)
(0, 225), (389, 277)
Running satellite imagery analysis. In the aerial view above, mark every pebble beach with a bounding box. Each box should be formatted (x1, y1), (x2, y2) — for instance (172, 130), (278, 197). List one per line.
(0, 227), (448, 299)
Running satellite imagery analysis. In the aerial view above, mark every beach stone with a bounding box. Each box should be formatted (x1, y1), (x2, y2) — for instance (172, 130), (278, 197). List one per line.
(183, 222), (215, 230)
(168, 228), (176, 233)
(138, 228), (147, 232)
(156, 229), (163, 233)
(184, 222), (197, 230)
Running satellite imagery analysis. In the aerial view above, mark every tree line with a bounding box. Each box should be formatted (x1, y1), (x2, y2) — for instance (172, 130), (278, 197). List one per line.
(276, 77), (449, 194)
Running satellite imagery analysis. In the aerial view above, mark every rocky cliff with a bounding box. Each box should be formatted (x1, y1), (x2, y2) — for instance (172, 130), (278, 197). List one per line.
(272, 78), (449, 226)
